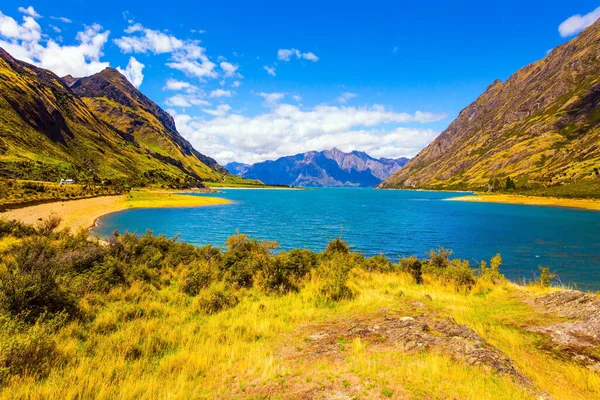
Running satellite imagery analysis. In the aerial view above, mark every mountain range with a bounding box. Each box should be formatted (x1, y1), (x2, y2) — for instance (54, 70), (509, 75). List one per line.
(226, 148), (408, 187)
(380, 20), (600, 196)
(0, 48), (236, 187)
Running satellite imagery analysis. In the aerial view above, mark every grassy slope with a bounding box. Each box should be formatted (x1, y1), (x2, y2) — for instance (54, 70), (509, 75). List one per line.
(381, 21), (600, 197)
(0, 49), (229, 185)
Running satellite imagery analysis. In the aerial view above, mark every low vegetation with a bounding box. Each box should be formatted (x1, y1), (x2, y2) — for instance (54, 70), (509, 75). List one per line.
(0, 180), (126, 211)
(0, 218), (598, 399)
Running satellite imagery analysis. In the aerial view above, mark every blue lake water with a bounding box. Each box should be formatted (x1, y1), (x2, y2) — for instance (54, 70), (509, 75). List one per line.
(92, 188), (600, 290)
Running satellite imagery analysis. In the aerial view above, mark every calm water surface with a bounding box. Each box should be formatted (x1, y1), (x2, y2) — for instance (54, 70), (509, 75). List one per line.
(93, 188), (600, 290)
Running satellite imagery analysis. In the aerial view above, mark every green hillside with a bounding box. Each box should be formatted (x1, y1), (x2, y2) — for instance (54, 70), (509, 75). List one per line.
(0, 48), (231, 187)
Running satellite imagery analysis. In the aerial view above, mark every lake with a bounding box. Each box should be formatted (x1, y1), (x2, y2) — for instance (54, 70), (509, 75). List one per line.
(92, 188), (600, 290)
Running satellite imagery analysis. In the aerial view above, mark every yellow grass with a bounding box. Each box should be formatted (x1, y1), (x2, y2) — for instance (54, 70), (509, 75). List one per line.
(447, 193), (600, 211)
(3, 273), (599, 399)
(1, 190), (231, 232)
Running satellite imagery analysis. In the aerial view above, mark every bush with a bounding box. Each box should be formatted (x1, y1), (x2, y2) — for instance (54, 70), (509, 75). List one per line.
(479, 254), (505, 284)
(0, 218), (36, 238)
(221, 234), (277, 288)
(536, 266), (557, 287)
(317, 253), (355, 303)
(0, 238), (78, 322)
(423, 248), (475, 288)
(256, 249), (318, 294)
(194, 282), (239, 315)
(399, 256), (423, 284)
(180, 260), (219, 296)
(325, 238), (350, 255)
(363, 254), (395, 273)
(36, 214), (62, 236)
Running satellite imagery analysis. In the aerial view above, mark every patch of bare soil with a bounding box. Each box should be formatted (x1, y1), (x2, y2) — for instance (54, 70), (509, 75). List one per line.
(525, 290), (600, 371)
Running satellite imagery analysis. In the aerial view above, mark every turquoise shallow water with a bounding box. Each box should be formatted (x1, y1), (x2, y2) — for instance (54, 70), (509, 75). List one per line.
(92, 188), (600, 290)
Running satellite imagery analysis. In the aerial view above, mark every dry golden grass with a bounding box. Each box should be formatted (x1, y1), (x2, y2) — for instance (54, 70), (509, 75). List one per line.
(447, 193), (600, 211)
(2, 272), (599, 399)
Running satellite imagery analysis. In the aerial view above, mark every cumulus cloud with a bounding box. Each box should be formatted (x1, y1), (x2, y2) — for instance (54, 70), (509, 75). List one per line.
(263, 65), (276, 76)
(219, 61), (239, 77)
(164, 78), (197, 92)
(172, 103), (445, 164)
(559, 6), (600, 37)
(0, 10), (110, 77)
(18, 6), (40, 18)
(117, 56), (144, 87)
(258, 92), (285, 106)
(209, 89), (232, 98)
(232, 80), (242, 87)
(277, 48), (319, 62)
(335, 92), (357, 104)
(165, 93), (210, 108)
(114, 23), (218, 80)
(202, 104), (231, 117)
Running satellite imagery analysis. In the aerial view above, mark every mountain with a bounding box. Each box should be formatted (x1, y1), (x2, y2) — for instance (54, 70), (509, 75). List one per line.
(224, 162), (251, 176)
(380, 20), (600, 195)
(229, 148), (408, 187)
(0, 48), (228, 186)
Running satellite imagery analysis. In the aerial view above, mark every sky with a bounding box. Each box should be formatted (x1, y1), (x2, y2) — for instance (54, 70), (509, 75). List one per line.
(0, 1), (599, 164)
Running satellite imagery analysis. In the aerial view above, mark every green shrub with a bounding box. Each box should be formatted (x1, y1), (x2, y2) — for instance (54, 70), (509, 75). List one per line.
(0, 218), (37, 238)
(256, 249), (317, 294)
(317, 253), (355, 303)
(195, 282), (239, 315)
(479, 254), (505, 284)
(363, 254), (395, 272)
(0, 238), (78, 321)
(36, 214), (62, 236)
(181, 260), (219, 296)
(325, 238), (350, 255)
(221, 234), (277, 288)
(536, 266), (557, 287)
(399, 256), (423, 284)
(423, 248), (475, 288)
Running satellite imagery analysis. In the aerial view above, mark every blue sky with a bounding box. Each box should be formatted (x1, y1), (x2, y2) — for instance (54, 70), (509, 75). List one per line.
(1, 1), (598, 163)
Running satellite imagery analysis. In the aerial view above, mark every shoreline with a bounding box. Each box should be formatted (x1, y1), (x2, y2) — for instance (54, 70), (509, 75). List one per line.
(447, 193), (600, 211)
(1, 190), (232, 233)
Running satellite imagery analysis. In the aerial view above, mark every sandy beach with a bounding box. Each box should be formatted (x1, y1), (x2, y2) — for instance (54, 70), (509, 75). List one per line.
(447, 194), (600, 211)
(1, 191), (231, 232)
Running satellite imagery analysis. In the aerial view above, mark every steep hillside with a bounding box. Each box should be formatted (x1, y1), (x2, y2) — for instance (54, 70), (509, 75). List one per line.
(229, 148), (408, 187)
(0, 48), (227, 186)
(381, 20), (600, 196)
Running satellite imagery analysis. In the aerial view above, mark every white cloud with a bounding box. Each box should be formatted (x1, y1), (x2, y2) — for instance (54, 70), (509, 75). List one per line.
(0, 11), (110, 77)
(165, 94), (210, 108)
(292, 94), (302, 102)
(277, 48), (319, 62)
(335, 92), (357, 104)
(202, 104), (231, 117)
(220, 61), (239, 77)
(209, 89), (232, 98)
(232, 80), (242, 87)
(114, 24), (183, 53)
(117, 56), (144, 87)
(263, 65), (276, 76)
(49, 25), (61, 33)
(114, 23), (218, 80)
(172, 103), (446, 164)
(559, 6), (600, 37)
(164, 78), (197, 92)
(51, 16), (72, 23)
(18, 6), (40, 18)
(258, 92), (285, 106)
